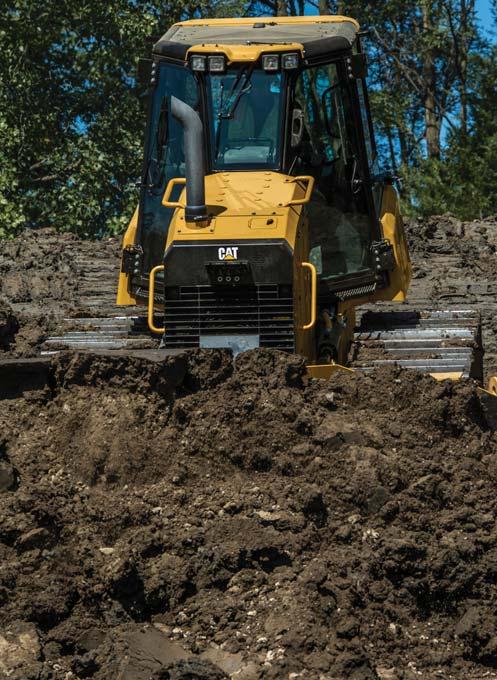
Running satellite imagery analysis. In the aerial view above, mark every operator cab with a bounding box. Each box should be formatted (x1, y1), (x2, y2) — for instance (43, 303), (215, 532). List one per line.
(133, 17), (392, 306)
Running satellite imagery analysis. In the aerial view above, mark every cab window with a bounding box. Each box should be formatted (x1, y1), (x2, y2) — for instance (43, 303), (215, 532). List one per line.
(139, 63), (199, 273)
(206, 69), (284, 170)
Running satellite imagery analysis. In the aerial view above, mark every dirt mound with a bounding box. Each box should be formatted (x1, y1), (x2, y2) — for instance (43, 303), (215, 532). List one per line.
(407, 214), (497, 272)
(2, 217), (497, 678)
(1, 349), (497, 679)
(0, 229), (80, 310)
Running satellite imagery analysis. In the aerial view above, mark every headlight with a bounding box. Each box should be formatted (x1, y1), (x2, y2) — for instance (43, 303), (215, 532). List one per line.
(208, 55), (226, 72)
(262, 54), (279, 71)
(190, 55), (207, 72)
(282, 53), (299, 70)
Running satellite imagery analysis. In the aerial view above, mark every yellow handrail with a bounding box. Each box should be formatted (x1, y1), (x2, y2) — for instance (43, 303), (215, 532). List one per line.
(148, 264), (165, 334)
(301, 261), (317, 330)
(162, 177), (186, 209)
(285, 175), (315, 207)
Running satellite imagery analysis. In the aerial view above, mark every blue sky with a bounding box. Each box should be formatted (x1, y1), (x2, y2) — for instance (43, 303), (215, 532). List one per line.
(477, 0), (493, 25)
(476, 0), (495, 38)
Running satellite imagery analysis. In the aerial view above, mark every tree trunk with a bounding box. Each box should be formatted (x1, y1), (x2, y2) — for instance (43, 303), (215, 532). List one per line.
(397, 127), (409, 167)
(458, 0), (470, 137)
(387, 128), (398, 174)
(422, 2), (441, 159)
(276, 0), (287, 16)
(288, 0), (297, 17)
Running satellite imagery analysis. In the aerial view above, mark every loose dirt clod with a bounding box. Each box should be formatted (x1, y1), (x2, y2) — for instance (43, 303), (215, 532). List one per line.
(1, 218), (497, 679)
(0, 299), (18, 351)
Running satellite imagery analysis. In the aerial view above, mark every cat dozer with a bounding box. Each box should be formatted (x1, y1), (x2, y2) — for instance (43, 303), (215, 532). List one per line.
(115, 14), (497, 393)
(18, 16), (495, 413)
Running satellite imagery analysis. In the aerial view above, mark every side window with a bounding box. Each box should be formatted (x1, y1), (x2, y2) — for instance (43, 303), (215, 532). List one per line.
(295, 64), (344, 164)
(140, 64), (199, 273)
(294, 64), (375, 285)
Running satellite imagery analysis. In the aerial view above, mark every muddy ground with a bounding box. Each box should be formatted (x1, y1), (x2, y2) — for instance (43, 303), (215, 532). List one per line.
(1, 215), (497, 679)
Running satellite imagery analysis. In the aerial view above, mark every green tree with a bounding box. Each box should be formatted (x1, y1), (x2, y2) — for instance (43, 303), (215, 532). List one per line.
(2, 0), (496, 237)
(0, 0), (241, 238)
(409, 45), (497, 218)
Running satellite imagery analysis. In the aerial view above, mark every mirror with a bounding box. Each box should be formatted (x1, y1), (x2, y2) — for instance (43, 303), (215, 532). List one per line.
(349, 53), (368, 79)
(371, 167), (402, 189)
(291, 108), (304, 147)
(136, 58), (153, 90)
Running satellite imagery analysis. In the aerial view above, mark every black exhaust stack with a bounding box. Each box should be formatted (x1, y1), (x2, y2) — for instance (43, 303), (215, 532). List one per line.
(170, 96), (208, 222)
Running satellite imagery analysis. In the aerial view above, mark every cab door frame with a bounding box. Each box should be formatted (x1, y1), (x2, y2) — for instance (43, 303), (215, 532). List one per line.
(285, 41), (393, 300)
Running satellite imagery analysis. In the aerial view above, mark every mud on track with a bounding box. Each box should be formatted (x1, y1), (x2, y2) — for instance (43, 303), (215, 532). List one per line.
(1, 215), (497, 679)
(0, 228), (124, 357)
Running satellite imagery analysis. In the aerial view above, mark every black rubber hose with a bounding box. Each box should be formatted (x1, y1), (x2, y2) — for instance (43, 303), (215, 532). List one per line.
(170, 96), (208, 222)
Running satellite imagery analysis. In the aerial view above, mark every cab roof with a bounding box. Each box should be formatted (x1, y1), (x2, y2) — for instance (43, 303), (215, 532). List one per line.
(153, 15), (359, 61)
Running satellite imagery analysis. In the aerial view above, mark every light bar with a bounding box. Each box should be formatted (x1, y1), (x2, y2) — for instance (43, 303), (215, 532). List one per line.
(208, 55), (226, 72)
(262, 54), (279, 71)
(190, 55), (207, 72)
(282, 53), (299, 70)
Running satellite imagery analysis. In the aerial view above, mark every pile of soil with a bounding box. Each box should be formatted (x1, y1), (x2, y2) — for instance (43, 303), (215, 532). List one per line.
(1, 215), (497, 679)
(1, 348), (497, 680)
(407, 214), (497, 278)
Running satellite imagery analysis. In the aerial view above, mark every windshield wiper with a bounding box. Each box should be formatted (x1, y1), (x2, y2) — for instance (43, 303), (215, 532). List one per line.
(214, 81), (225, 161)
(214, 64), (255, 161)
(221, 65), (254, 119)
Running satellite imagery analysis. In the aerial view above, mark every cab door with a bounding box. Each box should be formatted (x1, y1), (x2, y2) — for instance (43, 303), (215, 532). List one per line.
(137, 63), (199, 276)
(291, 61), (381, 297)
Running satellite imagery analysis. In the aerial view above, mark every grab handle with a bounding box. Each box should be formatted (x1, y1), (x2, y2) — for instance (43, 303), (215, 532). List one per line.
(148, 265), (165, 334)
(301, 261), (317, 330)
(285, 176), (315, 207)
(162, 177), (186, 209)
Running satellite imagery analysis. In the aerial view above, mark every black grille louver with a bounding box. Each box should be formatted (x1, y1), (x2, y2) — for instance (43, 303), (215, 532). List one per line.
(163, 285), (294, 351)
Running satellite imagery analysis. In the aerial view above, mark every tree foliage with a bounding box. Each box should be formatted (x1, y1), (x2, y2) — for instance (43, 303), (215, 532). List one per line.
(0, 0), (495, 238)
(0, 0), (241, 237)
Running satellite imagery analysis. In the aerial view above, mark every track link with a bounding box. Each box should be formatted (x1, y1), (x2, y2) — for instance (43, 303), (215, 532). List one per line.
(41, 316), (159, 354)
(352, 309), (483, 380)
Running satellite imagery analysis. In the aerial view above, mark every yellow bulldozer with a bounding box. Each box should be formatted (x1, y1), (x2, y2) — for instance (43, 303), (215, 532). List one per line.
(115, 14), (497, 401)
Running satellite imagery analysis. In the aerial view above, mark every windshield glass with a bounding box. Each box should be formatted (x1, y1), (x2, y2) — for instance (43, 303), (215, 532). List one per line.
(206, 69), (284, 170)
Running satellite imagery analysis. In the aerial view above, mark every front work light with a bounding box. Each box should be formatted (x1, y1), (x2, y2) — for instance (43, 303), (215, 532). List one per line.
(262, 54), (279, 71)
(191, 55), (207, 71)
(282, 53), (299, 70)
(208, 55), (226, 72)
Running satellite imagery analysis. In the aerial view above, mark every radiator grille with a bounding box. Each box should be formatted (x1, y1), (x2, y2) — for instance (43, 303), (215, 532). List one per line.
(163, 285), (294, 351)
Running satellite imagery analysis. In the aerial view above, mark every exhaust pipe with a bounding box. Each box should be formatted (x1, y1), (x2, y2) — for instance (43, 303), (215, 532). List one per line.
(170, 96), (208, 223)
